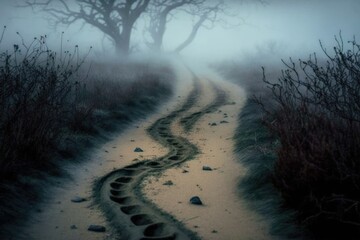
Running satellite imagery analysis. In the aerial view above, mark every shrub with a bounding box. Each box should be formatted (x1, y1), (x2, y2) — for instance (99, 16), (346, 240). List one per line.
(0, 32), (85, 177)
(258, 35), (360, 237)
(0, 29), (175, 237)
(0, 29), (174, 178)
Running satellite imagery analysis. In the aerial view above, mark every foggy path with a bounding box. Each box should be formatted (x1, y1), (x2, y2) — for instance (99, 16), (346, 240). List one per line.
(0, 0), (359, 239)
(24, 62), (272, 240)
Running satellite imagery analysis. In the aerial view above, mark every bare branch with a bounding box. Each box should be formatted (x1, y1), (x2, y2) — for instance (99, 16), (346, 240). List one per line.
(145, 0), (264, 52)
(22, 0), (150, 55)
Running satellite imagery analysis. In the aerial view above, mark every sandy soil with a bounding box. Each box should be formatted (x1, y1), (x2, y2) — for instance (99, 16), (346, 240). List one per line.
(24, 61), (273, 240)
(24, 61), (192, 240)
(142, 71), (272, 240)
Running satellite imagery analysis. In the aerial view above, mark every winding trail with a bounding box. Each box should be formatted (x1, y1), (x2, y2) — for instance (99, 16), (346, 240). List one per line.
(24, 62), (273, 240)
(95, 72), (229, 239)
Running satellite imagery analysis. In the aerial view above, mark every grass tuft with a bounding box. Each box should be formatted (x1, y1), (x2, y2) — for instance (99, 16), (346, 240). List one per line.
(225, 34), (360, 239)
(234, 100), (304, 239)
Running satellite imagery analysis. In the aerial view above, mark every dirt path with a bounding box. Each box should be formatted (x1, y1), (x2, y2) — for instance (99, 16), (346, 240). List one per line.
(93, 68), (234, 239)
(143, 73), (271, 239)
(24, 62), (272, 240)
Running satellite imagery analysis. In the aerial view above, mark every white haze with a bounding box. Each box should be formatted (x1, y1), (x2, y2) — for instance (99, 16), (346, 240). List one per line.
(0, 0), (360, 63)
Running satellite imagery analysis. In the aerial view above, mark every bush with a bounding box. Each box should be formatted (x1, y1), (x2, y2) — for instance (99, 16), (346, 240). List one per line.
(0, 29), (174, 178)
(0, 32), (85, 177)
(0, 29), (175, 237)
(258, 35), (360, 237)
(219, 57), (303, 238)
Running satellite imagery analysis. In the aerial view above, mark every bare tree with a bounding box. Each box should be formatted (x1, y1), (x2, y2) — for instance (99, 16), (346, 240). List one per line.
(24, 0), (150, 55)
(145, 0), (266, 53)
(174, 0), (224, 53)
(145, 0), (227, 53)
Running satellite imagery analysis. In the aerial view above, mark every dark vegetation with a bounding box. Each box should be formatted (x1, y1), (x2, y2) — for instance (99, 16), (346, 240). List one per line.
(221, 35), (360, 239)
(24, 0), (242, 54)
(0, 30), (175, 237)
(259, 36), (360, 239)
(218, 58), (304, 239)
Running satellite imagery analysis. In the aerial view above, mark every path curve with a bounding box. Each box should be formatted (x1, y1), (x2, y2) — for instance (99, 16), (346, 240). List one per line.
(94, 72), (228, 239)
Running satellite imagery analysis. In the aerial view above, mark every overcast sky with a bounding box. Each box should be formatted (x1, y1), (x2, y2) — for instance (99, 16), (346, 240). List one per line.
(0, 0), (360, 62)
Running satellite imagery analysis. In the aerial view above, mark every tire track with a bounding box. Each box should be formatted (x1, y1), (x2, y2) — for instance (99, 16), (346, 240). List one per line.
(94, 74), (228, 239)
(180, 80), (227, 132)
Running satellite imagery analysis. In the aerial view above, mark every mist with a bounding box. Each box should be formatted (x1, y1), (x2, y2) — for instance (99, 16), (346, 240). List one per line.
(2, 1), (360, 239)
(0, 0), (359, 63)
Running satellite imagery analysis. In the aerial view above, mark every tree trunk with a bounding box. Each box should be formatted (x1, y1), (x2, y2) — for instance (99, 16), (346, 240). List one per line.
(115, 39), (127, 55)
(151, 32), (164, 52)
(114, 27), (132, 55)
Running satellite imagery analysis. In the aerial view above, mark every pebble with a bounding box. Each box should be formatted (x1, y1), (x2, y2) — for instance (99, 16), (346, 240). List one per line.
(71, 196), (86, 203)
(190, 196), (203, 205)
(134, 147), (144, 152)
(202, 166), (212, 171)
(88, 225), (106, 232)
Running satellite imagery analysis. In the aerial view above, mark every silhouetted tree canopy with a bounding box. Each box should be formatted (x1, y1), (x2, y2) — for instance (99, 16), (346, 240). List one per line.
(24, 0), (150, 55)
(24, 0), (266, 55)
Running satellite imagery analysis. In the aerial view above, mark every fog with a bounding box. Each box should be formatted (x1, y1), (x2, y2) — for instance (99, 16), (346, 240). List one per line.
(1, 0), (360, 63)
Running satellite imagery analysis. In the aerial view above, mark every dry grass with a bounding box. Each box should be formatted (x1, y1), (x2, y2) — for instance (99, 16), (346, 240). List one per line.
(257, 35), (360, 238)
(219, 58), (303, 238)
(0, 34), (83, 177)
(220, 34), (360, 238)
(0, 30), (175, 237)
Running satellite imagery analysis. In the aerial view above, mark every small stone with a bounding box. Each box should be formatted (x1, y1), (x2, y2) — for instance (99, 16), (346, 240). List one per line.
(70, 225), (77, 230)
(220, 120), (229, 124)
(71, 196), (86, 203)
(134, 147), (143, 152)
(190, 196), (203, 205)
(88, 225), (106, 232)
(163, 180), (174, 186)
(212, 230), (218, 233)
(182, 169), (189, 173)
(210, 123), (217, 126)
(202, 166), (212, 171)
